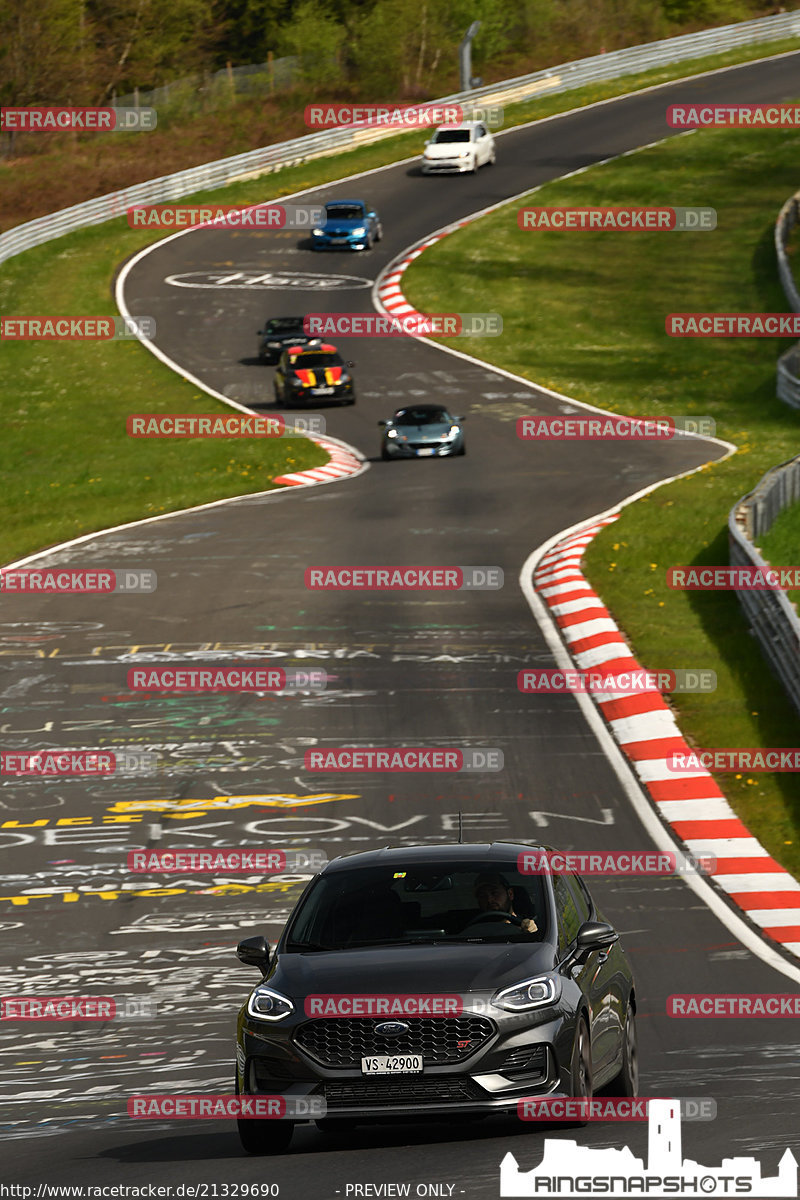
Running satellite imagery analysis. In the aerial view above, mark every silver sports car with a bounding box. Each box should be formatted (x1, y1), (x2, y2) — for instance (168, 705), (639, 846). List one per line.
(379, 404), (466, 460)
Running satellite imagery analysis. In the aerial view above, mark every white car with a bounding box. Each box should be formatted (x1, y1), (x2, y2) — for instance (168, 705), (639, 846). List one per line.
(421, 121), (496, 174)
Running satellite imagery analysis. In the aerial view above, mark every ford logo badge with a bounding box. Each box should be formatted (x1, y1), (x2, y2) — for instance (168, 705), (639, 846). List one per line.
(375, 1021), (410, 1038)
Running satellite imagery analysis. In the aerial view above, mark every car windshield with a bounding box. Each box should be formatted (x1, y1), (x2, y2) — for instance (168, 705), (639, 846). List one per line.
(393, 408), (451, 426)
(432, 130), (470, 143)
(325, 205), (365, 220)
(291, 353), (342, 369)
(284, 860), (548, 950)
(266, 319), (304, 334)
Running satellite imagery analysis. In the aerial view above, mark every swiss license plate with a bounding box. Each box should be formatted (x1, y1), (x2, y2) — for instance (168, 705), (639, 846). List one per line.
(361, 1055), (423, 1075)
(330, 237), (347, 244)
(312, 387), (335, 395)
(416, 447), (435, 456)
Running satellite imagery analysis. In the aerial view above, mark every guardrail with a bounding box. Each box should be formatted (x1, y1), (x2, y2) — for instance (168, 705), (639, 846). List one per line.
(729, 457), (800, 718)
(2, 9), (800, 267)
(775, 192), (800, 407)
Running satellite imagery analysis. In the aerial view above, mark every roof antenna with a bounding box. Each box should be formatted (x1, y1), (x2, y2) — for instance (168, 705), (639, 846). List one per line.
(458, 810), (463, 843)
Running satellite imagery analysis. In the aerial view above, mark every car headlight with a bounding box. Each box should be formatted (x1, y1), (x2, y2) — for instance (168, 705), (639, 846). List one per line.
(492, 975), (559, 1013)
(351, 227), (367, 237)
(458, 150), (471, 158)
(387, 428), (398, 438)
(247, 986), (294, 1022)
(312, 228), (324, 236)
(441, 427), (459, 440)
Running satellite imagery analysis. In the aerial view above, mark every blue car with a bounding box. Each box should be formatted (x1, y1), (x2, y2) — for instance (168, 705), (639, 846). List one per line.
(312, 199), (383, 251)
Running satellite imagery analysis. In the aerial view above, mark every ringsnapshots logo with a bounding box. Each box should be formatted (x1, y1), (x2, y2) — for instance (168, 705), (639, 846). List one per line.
(127, 848), (327, 874)
(517, 1098), (717, 1122)
(127, 203), (323, 230)
(667, 313), (800, 336)
(667, 565), (800, 590)
(128, 1095), (324, 1119)
(305, 566), (503, 590)
(1, 316), (155, 340)
(518, 207), (716, 231)
(0, 106), (156, 131)
(126, 665), (327, 692)
(304, 747), (503, 772)
(0, 749), (158, 776)
(303, 313), (503, 337)
(517, 415), (716, 440)
(518, 668), (716, 694)
(0, 568), (155, 593)
(668, 103), (800, 127)
(667, 749), (800, 773)
(517, 849), (715, 876)
(1, 995), (157, 1021)
(127, 414), (286, 438)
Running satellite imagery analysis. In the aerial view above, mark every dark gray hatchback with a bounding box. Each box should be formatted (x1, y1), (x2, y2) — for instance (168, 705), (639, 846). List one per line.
(234, 841), (637, 1154)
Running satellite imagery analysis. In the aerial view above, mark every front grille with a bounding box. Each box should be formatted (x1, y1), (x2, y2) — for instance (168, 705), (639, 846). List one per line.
(500, 1045), (548, 1078)
(325, 1076), (485, 1107)
(295, 1016), (495, 1068)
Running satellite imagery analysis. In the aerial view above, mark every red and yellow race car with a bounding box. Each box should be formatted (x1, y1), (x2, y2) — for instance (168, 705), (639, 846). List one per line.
(273, 342), (355, 408)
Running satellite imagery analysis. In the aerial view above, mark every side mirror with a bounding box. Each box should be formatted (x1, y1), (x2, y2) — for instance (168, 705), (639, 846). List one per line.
(575, 921), (619, 960)
(377, 419), (387, 427)
(453, 414), (465, 422)
(347, 360), (356, 368)
(257, 329), (263, 335)
(237, 935), (270, 975)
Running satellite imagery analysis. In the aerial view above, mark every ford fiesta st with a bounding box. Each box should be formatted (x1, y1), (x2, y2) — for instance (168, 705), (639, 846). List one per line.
(257, 317), (310, 364)
(421, 121), (496, 174)
(234, 841), (638, 1154)
(273, 343), (355, 407)
(311, 199), (383, 250)
(379, 404), (465, 458)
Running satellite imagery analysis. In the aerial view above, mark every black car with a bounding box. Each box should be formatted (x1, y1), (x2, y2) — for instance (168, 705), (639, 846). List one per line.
(257, 317), (310, 365)
(234, 842), (637, 1154)
(273, 342), (355, 407)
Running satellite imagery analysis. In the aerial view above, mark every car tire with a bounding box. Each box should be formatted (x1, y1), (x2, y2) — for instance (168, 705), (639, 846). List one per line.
(234, 1071), (295, 1155)
(365, 232), (374, 250)
(569, 1016), (593, 1124)
(381, 447), (392, 461)
(488, 147), (496, 165)
(604, 1004), (638, 1097)
(469, 156), (477, 174)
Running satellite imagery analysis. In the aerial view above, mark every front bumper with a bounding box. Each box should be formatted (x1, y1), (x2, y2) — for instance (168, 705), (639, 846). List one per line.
(312, 235), (368, 250)
(383, 438), (462, 457)
(287, 385), (354, 407)
(421, 159), (473, 174)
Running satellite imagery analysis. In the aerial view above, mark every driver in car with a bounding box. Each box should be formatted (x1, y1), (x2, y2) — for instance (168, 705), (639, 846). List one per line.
(472, 872), (538, 933)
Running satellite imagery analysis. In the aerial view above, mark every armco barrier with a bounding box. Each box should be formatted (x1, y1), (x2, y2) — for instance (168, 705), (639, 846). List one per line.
(775, 192), (800, 408)
(729, 456), (800, 720)
(2, 10), (800, 266)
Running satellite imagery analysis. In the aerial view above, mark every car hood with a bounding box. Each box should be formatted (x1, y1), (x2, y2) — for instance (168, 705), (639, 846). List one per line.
(270, 941), (556, 998)
(321, 217), (367, 230)
(392, 421), (456, 441)
(425, 143), (471, 158)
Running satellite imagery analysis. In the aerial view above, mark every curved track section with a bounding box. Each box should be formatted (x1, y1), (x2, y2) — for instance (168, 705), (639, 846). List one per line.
(3, 53), (800, 1192)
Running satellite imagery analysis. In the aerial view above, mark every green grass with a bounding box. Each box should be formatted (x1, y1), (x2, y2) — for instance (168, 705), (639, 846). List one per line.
(400, 123), (800, 878)
(757, 492), (800, 608)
